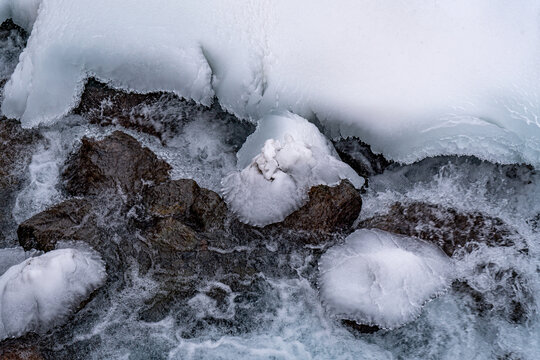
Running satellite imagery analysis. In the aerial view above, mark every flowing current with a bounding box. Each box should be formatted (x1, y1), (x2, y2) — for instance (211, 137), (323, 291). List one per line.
(0, 17), (539, 360)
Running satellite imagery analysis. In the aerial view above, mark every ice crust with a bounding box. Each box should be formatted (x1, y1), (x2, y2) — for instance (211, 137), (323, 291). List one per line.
(0, 248), (106, 340)
(1, 0), (540, 166)
(222, 113), (364, 226)
(319, 229), (454, 329)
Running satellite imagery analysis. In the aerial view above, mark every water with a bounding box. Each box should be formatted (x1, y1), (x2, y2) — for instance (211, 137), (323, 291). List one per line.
(1, 19), (538, 360)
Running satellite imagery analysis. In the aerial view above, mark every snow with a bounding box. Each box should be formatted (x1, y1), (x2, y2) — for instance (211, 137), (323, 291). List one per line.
(0, 248), (106, 340)
(0, 1), (539, 166)
(318, 229), (454, 329)
(222, 113), (363, 226)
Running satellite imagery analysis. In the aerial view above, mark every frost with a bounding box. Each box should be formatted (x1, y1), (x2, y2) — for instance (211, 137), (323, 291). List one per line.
(0, 248), (106, 340)
(319, 229), (454, 329)
(222, 113), (363, 226)
(1, 0), (540, 166)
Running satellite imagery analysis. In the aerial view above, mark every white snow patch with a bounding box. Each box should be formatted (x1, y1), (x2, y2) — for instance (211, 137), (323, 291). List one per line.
(222, 113), (363, 226)
(1, 1), (540, 165)
(319, 229), (454, 329)
(0, 248), (106, 340)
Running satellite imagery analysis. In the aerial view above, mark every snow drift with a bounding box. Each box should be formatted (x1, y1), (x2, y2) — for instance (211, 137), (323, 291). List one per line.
(0, 248), (106, 340)
(222, 113), (363, 226)
(319, 229), (454, 329)
(1, 0), (540, 166)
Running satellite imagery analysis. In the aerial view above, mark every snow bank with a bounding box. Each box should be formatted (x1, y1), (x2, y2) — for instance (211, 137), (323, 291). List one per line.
(319, 229), (453, 329)
(222, 113), (363, 226)
(1, 0), (540, 166)
(0, 248), (106, 340)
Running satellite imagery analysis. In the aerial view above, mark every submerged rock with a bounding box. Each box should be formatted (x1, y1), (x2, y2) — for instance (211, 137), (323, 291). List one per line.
(359, 202), (520, 256)
(62, 131), (171, 200)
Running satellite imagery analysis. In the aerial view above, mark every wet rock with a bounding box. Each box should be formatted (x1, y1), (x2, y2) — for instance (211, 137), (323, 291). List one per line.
(62, 131), (171, 200)
(0, 118), (43, 243)
(142, 179), (227, 231)
(341, 320), (381, 335)
(270, 180), (362, 236)
(332, 137), (391, 179)
(17, 198), (95, 251)
(73, 78), (253, 144)
(0, 335), (44, 360)
(358, 202), (519, 256)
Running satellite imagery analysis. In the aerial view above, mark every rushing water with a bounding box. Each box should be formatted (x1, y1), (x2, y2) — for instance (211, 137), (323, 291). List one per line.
(1, 20), (539, 360)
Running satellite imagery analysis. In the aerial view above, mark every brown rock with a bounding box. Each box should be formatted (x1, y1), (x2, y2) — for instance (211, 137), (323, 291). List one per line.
(62, 131), (171, 199)
(359, 202), (519, 256)
(276, 180), (362, 234)
(143, 179), (227, 231)
(0, 335), (44, 360)
(17, 198), (94, 251)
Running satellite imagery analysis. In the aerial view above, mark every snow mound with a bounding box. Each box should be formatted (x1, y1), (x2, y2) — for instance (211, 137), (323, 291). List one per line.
(319, 229), (453, 329)
(222, 113), (363, 226)
(0, 248), (106, 340)
(1, 1), (540, 166)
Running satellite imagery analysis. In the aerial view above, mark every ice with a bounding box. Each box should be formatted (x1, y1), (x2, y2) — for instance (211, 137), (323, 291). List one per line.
(0, 1), (539, 165)
(319, 229), (454, 329)
(0, 247), (38, 275)
(0, 248), (106, 340)
(222, 113), (363, 226)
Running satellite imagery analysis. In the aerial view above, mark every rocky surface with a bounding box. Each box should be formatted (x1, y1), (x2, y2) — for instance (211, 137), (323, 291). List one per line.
(332, 137), (392, 179)
(62, 131), (171, 200)
(0, 118), (43, 243)
(0, 335), (44, 360)
(358, 201), (521, 256)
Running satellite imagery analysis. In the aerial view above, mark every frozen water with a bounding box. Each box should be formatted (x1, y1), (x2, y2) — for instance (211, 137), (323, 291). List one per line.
(319, 229), (454, 329)
(1, 0), (540, 166)
(222, 113), (363, 226)
(0, 247), (38, 275)
(0, 247), (106, 340)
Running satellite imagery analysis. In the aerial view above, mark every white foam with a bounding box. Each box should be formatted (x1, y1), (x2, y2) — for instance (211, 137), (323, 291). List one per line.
(319, 229), (454, 329)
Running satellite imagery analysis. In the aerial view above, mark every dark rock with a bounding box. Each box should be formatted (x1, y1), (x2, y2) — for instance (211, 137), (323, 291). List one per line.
(17, 198), (95, 251)
(0, 118), (43, 243)
(0, 334), (44, 360)
(73, 78), (254, 145)
(341, 320), (381, 334)
(270, 180), (361, 236)
(332, 137), (392, 179)
(358, 202), (519, 257)
(142, 179), (227, 231)
(62, 131), (171, 200)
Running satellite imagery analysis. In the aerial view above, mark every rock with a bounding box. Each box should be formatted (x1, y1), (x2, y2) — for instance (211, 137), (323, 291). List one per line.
(142, 179), (227, 231)
(73, 78), (252, 144)
(358, 202), (519, 256)
(62, 131), (171, 200)
(0, 118), (43, 242)
(0, 335), (44, 360)
(17, 198), (95, 251)
(332, 137), (391, 179)
(272, 180), (362, 235)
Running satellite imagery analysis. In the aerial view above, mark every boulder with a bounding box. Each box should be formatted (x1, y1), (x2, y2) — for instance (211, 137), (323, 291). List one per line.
(269, 180), (362, 237)
(62, 131), (171, 199)
(358, 202), (519, 256)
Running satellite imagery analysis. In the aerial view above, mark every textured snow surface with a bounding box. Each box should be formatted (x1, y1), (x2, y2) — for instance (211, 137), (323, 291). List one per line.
(0, 248), (106, 340)
(319, 229), (454, 329)
(222, 113), (363, 226)
(1, 0), (540, 166)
